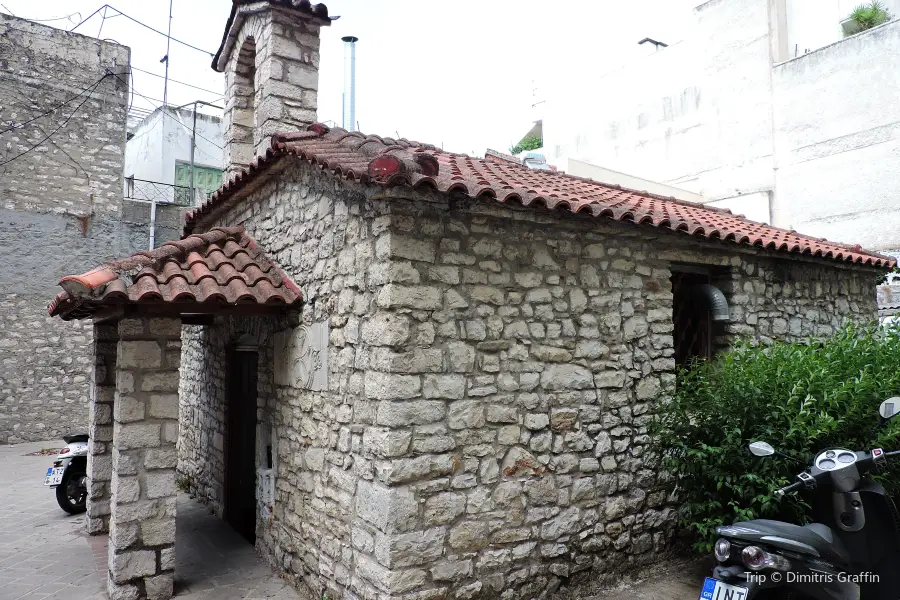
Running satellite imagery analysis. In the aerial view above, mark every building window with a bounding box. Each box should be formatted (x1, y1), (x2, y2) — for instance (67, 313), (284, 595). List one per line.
(175, 162), (224, 204)
(671, 264), (731, 368)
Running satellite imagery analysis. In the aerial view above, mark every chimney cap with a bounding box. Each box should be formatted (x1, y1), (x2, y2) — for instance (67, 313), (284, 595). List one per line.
(341, 35), (359, 42)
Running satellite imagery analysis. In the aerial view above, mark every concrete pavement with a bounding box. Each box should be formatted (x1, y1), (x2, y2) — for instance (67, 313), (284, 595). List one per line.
(0, 440), (305, 600)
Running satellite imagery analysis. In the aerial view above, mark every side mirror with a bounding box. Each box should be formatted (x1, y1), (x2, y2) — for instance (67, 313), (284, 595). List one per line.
(749, 441), (775, 457)
(879, 398), (900, 420)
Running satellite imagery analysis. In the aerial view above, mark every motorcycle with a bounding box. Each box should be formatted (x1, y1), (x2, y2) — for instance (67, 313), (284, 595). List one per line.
(44, 434), (89, 514)
(700, 398), (900, 600)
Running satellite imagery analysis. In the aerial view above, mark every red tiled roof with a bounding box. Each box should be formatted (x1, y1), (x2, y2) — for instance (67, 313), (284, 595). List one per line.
(213, 1), (332, 71)
(185, 124), (895, 269)
(48, 227), (302, 321)
(484, 149), (522, 165)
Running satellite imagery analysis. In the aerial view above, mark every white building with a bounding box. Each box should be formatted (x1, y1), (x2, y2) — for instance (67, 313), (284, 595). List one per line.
(544, 0), (900, 252)
(124, 106), (225, 207)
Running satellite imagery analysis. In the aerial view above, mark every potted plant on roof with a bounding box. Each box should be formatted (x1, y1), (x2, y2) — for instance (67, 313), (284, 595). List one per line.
(841, 1), (893, 36)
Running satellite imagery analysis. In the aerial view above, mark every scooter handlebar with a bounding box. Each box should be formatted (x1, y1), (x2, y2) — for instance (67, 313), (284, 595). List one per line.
(774, 479), (806, 496)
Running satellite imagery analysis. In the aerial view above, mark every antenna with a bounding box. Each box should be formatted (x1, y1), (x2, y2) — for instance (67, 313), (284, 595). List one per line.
(162, 0), (173, 106)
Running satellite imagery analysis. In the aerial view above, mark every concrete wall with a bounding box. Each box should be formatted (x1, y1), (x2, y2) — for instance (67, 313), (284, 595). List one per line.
(773, 18), (900, 250)
(545, 0), (776, 220)
(544, 0), (900, 251)
(176, 157), (878, 599)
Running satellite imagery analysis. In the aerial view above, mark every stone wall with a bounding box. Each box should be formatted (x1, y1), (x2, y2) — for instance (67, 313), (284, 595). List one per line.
(0, 15), (139, 444)
(178, 161), (395, 599)
(177, 158), (878, 599)
(177, 317), (276, 518)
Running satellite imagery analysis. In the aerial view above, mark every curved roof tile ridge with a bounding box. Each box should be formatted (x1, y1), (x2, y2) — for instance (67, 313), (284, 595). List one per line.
(184, 124), (895, 269)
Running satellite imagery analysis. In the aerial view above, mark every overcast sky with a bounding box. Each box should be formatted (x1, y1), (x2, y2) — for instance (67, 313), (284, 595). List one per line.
(1, 0), (697, 156)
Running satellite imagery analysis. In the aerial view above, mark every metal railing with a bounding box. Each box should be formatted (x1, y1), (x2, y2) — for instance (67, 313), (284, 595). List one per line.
(124, 176), (209, 207)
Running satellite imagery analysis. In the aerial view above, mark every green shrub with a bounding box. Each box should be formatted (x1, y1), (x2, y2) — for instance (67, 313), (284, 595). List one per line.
(509, 135), (542, 155)
(849, 1), (892, 32)
(651, 322), (900, 552)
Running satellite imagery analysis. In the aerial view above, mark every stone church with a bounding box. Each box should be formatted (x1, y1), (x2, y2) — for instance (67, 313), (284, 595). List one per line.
(47, 1), (893, 599)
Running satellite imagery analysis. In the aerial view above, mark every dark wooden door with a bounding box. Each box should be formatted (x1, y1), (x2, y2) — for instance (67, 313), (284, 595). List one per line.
(225, 349), (258, 544)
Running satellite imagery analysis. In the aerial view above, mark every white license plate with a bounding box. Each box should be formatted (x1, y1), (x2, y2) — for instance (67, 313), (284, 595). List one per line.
(44, 467), (64, 486)
(700, 577), (749, 600)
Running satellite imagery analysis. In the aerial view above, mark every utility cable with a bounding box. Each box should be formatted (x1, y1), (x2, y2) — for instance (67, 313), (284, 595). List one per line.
(130, 66), (223, 98)
(0, 76), (109, 167)
(109, 72), (224, 150)
(0, 73), (111, 136)
(71, 4), (214, 56)
(1, 8), (82, 23)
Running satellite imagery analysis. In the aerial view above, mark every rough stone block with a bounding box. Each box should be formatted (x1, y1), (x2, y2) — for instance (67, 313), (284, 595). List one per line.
(374, 527), (446, 568)
(145, 470), (176, 499)
(144, 572), (175, 600)
(113, 476), (141, 504)
(118, 341), (162, 369)
(141, 518), (176, 546)
(361, 312), (411, 346)
(114, 423), (161, 450)
(148, 394), (179, 419)
(422, 374), (466, 399)
(364, 372), (421, 400)
(110, 549), (156, 583)
(375, 284), (442, 310)
(114, 396), (145, 423)
(355, 480), (418, 533)
(376, 401), (445, 426)
(144, 448), (178, 470)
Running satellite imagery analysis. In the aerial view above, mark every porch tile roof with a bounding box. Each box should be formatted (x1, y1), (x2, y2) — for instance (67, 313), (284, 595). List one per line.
(185, 124), (895, 269)
(48, 227), (302, 321)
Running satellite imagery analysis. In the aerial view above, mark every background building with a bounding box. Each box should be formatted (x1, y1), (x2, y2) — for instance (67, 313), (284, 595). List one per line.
(0, 13), (183, 443)
(544, 0), (900, 252)
(124, 105), (225, 209)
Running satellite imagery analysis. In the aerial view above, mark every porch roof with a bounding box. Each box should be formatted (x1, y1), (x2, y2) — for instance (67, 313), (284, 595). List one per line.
(48, 227), (302, 321)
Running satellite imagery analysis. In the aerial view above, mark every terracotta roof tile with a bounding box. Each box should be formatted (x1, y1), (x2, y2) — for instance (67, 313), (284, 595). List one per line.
(184, 124), (895, 269)
(48, 227), (301, 321)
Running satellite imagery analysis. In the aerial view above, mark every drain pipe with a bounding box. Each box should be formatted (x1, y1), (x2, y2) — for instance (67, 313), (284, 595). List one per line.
(694, 284), (731, 321)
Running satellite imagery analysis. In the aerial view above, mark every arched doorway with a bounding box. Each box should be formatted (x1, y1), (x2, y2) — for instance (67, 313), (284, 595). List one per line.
(225, 334), (258, 544)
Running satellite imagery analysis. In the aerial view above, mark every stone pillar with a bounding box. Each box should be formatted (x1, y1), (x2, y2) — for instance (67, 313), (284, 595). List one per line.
(86, 323), (117, 534)
(108, 318), (181, 600)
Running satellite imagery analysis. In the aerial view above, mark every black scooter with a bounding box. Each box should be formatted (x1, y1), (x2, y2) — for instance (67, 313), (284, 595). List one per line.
(700, 398), (900, 600)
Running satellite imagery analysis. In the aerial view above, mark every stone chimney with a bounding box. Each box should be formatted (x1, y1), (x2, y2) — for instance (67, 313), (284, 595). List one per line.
(213, 1), (332, 176)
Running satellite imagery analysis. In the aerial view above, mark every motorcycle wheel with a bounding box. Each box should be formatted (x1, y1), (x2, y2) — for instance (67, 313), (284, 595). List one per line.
(56, 468), (87, 514)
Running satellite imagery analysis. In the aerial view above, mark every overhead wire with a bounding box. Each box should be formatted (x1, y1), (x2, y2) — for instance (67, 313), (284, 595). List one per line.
(109, 72), (224, 152)
(0, 73), (111, 136)
(70, 4), (214, 57)
(130, 66), (223, 98)
(1, 8), (82, 23)
(0, 75), (110, 167)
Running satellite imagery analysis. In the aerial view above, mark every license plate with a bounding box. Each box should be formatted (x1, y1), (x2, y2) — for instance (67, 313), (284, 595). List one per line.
(700, 577), (749, 600)
(44, 467), (64, 486)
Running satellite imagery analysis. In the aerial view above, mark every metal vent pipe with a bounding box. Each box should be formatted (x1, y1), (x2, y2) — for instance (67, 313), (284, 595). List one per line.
(342, 36), (358, 131)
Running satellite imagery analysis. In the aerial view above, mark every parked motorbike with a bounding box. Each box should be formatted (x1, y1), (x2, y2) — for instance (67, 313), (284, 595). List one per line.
(44, 434), (88, 514)
(700, 398), (900, 600)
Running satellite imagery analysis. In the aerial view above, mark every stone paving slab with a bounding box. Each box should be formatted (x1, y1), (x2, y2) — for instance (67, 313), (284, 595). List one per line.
(0, 440), (307, 600)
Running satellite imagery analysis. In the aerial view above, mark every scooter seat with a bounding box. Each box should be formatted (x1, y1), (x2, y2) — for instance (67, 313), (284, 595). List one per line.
(62, 434), (89, 444)
(722, 519), (850, 565)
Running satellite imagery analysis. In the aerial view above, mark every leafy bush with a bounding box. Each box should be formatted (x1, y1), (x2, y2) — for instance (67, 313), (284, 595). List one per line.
(509, 135), (542, 155)
(849, 1), (892, 32)
(651, 322), (900, 552)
